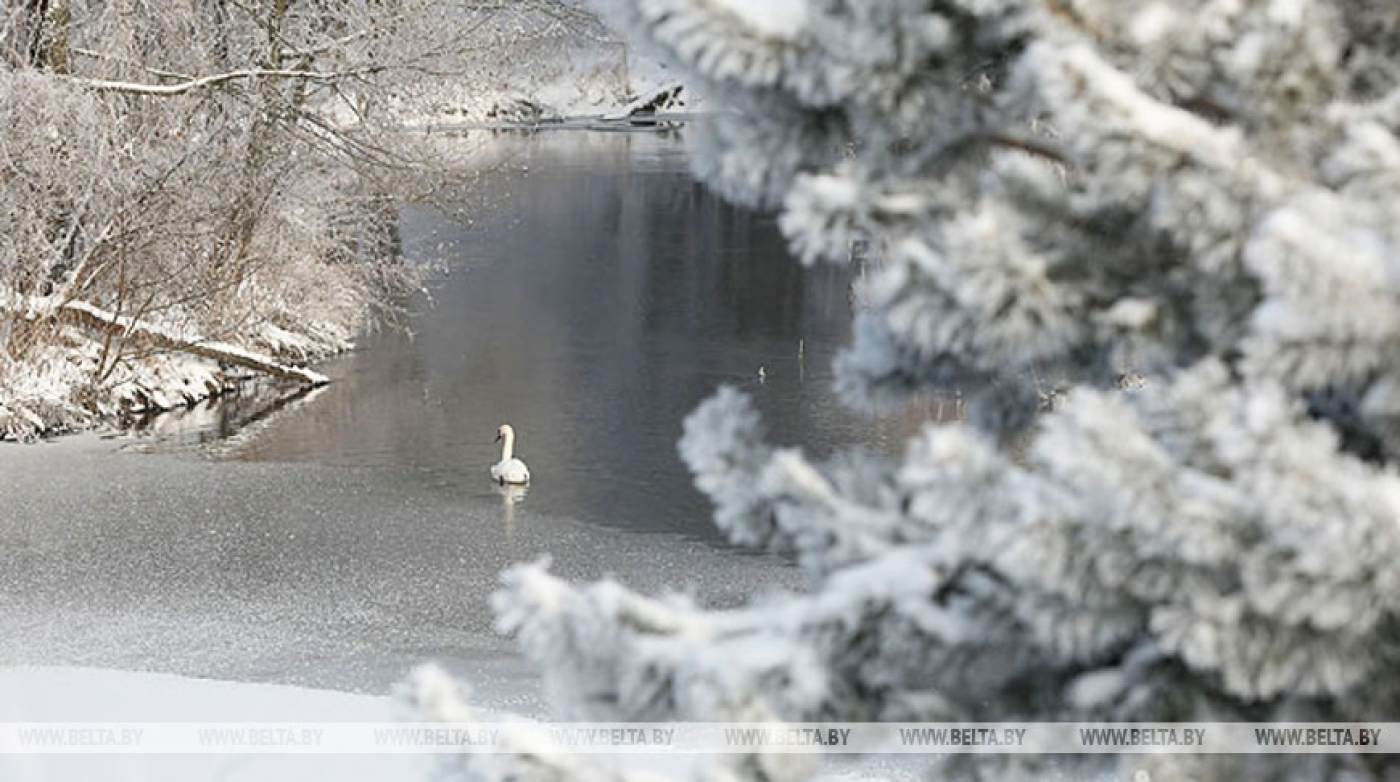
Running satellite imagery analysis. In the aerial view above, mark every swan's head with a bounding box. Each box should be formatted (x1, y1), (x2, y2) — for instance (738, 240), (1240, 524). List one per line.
(495, 424), (515, 442)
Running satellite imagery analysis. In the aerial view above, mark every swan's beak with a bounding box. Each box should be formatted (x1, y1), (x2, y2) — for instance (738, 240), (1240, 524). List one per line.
(495, 432), (502, 442)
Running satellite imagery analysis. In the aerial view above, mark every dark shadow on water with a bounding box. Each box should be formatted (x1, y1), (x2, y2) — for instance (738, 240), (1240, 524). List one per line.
(123, 379), (326, 452)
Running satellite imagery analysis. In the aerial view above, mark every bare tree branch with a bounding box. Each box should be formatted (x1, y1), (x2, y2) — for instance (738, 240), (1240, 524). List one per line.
(69, 67), (379, 96)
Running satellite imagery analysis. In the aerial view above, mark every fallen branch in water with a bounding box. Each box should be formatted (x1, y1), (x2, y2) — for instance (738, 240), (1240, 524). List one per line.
(27, 297), (331, 386)
(603, 83), (684, 121)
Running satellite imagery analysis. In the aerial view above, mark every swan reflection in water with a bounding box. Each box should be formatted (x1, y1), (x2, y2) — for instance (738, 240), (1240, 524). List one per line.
(495, 482), (528, 536)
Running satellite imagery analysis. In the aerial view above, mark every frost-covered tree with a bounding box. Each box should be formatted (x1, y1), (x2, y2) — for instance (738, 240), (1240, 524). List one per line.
(0, 0), (609, 437)
(414, 2), (1400, 780)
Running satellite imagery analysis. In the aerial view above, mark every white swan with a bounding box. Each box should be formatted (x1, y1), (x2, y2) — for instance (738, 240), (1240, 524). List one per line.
(491, 424), (531, 485)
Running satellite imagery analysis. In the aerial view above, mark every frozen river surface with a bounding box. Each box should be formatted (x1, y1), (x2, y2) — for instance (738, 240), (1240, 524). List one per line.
(0, 132), (906, 710)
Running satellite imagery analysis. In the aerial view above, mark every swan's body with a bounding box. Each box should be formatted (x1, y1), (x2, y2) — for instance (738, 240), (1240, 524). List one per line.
(492, 457), (530, 485)
(491, 424), (531, 485)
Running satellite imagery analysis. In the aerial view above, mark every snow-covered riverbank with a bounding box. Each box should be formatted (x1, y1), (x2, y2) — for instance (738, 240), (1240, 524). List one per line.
(0, 292), (351, 441)
(0, 21), (689, 443)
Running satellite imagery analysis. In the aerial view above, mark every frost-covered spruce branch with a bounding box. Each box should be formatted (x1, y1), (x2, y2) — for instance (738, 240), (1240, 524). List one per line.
(461, 378), (1400, 782)
(513, 375), (1400, 709)
(428, 2), (1400, 781)
(407, 664), (658, 782)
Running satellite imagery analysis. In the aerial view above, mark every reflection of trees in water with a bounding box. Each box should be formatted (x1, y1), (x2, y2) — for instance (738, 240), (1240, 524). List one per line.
(125, 379), (326, 452)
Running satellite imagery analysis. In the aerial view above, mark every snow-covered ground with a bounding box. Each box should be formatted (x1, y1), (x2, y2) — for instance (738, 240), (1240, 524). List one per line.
(0, 667), (430, 782)
(0, 667), (929, 782)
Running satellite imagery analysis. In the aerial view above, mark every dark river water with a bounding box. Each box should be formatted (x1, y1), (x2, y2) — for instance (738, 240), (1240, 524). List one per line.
(0, 132), (931, 703)
(192, 131), (917, 540)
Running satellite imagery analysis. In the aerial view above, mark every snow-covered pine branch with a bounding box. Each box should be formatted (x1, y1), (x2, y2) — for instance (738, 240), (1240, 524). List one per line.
(425, 2), (1400, 781)
(407, 664), (660, 782)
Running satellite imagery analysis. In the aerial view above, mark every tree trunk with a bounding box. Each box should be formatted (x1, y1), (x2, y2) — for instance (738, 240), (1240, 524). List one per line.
(23, 0), (70, 72)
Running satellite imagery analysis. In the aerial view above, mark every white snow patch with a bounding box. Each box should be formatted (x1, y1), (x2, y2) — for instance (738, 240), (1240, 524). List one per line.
(1267, 0), (1306, 27)
(1099, 298), (1158, 329)
(1131, 4), (1177, 47)
(0, 667), (428, 782)
(712, 0), (808, 41)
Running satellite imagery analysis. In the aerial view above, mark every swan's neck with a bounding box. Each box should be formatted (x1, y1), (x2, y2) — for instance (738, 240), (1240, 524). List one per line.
(500, 430), (515, 462)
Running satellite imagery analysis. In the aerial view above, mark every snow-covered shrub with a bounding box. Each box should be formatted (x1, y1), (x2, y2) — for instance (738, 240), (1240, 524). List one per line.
(423, 2), (1400, 781)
